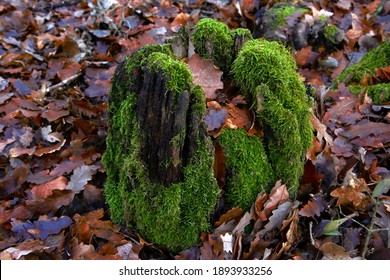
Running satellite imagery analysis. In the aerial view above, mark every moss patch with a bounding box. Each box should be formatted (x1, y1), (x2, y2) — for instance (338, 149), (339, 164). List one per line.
(350, 83), (390, 104)
(232, 39), (313, 195)
(218, 129), (274, 210)
(336, 42), (390, 85)
(335, 42), (390, 104)
(324, 24), (340, 44)
(191, 18), (234, 73)
(268, 4), (309, 30)
(145, 52), (193, 98)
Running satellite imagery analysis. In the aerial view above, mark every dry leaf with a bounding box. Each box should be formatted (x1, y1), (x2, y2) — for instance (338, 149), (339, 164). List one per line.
(319, 242), (352, 260)
(66, 165), (100, 194)
(187, 54), (223, 100)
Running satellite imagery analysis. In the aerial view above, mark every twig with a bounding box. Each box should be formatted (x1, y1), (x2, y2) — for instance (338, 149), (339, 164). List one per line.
(44, 72), (82, 94)
(309, 221), (317, 248)
(361, 199), (380, 259)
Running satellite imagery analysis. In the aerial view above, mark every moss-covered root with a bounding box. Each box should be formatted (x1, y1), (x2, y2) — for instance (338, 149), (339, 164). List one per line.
(103, 46), (220, 251)
(191, 18), (234, 73)
(232, 39), (313, 195)
(218, 129), (274, 210)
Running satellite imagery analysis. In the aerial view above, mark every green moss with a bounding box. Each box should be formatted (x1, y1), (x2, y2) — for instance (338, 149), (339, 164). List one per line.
(109, 44), (173, 119)
(232, 39), (313, 195)
(349, 83), (390, 104)
(232, 28), (253, 39)
(271, 5), (309, 29)
(190, 85), (207, 115)
(255, 85), (306, 194)
(336, 42), (390, 85)
(191, 18), (234, 72)
(145, 52), (193, 97)
(218, 129), (274, 210)
(126, 140), (219, 250)
(334, 42), (390, 104)
(103, 47), (220, 251)
(324, 24), (340, 44)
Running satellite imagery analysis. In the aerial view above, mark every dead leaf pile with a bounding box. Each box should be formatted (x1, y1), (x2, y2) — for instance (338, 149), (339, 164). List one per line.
(0, 0), (389, 260)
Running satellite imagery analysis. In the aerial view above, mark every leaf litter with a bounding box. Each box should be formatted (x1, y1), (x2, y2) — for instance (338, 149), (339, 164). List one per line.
(0, 0), (389, 260)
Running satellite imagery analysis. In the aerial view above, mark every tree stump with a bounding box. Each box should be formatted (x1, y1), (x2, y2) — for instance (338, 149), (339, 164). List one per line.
(103, 45), (220, 251)
(103, 18), (314, 251)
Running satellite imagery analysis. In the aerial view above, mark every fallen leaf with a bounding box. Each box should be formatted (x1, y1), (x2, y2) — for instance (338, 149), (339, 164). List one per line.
(221, 233), (233, 253)
(116, 242), (139, 260)
(11, 216), (72, 241)
(26, 189), (75, 214)
(226, 103), (252, 129)
(319, 242), (352, 260)
(259, 201), (293, 236)
(4, 240), (49, 260)
(31, 176), (68, 200)
(175, 247), (200, 260)
(262, 180), (289, 217)
(372, 179), (390, 198)
(299, 197), (327, 218)
(205, 107), (228, 131)
(331, 183), (369, 208)
(215, 207), (243, 227)
(41, 125), (62, 143)
(34, 139), (66, 157)
(310, 109), (333, 146)
(0, 165), (29, 197)
(187, 54), (223, 100)
(66, 165), (100, 194)
(255, 192), (269, 221)
(233, 206), (254, 234)
(294, 46), (312, 67)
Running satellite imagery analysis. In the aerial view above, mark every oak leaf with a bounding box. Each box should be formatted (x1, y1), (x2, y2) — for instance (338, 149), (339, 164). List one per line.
(299, 197), (326, 218)
(226, 103), (252, 129)
(66, 164), (99, 194)
(31, 176), (68, 200)
(188, 54), (223, 100)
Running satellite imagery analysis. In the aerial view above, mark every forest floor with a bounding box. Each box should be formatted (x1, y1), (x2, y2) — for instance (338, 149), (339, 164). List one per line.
(0, 0), (389, 260)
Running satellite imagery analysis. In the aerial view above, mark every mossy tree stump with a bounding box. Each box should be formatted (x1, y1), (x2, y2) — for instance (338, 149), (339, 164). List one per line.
(103, 18), (313, 251)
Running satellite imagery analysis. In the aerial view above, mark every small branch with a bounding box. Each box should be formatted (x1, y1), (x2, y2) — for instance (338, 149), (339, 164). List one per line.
(44, 72), (82, 95)
(309, 221), (317, 248)
(361, 199), (380, 259)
